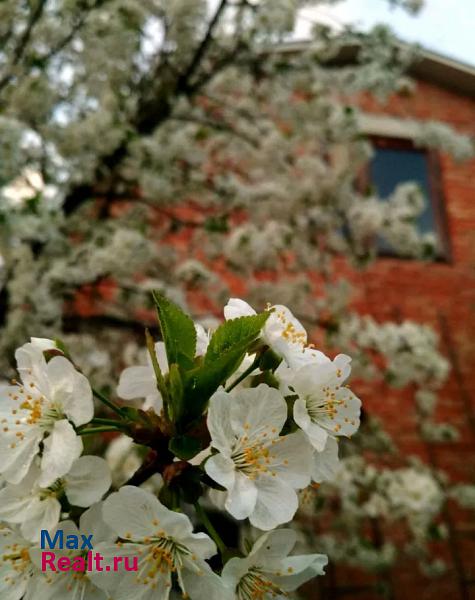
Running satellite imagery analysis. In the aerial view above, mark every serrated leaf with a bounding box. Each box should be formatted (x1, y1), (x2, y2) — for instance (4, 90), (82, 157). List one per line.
(204, 312), (269, 365)
(183, 339), (255, 422)
(152, 291), (196, 370)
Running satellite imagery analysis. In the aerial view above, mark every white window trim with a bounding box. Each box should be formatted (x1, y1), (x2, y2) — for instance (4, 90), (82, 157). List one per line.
(357, 113), (421, 139)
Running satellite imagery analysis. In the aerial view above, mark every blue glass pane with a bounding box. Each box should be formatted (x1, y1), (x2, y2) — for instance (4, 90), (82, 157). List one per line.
(370, 147), (435, 235)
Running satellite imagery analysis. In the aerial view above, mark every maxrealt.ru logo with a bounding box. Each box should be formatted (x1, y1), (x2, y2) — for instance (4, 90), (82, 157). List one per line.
(40, 530), (137, 572)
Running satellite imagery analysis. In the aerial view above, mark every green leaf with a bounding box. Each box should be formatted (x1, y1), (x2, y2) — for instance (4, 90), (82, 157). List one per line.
(169, 435), (203, 460)
(152, 291), (196, 370)
(183, 339), (257, 422)
(179, 312), (269, 423)
(168, 364), (184, 423)
(204, 312), (269, 365)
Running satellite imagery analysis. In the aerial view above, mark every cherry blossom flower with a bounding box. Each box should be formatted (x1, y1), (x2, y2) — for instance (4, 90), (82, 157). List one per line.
(0, 342), (93, 486)
(221, 529), (327, 600)
(0, 524), (39, 600)
(205, 385), (312, 530)
(29, 503), (114, 600)
(0, 456), (111, 542)
(224, 298), (325, 369)
(90, 486), (226, 600)
(278, 354), (361, 452)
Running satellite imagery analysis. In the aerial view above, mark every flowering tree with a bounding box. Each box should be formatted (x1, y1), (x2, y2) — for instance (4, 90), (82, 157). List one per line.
(0, 0), (474, 596)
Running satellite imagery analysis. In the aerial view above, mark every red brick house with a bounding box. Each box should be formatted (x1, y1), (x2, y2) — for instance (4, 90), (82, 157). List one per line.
(314, 47), (475, 600)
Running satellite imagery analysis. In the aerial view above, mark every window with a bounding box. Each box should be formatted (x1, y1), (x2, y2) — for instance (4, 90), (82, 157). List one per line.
(366, 136), (450, 259)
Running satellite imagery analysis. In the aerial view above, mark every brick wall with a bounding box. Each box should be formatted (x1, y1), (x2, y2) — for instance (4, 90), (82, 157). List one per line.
(316, 79), (475, 600)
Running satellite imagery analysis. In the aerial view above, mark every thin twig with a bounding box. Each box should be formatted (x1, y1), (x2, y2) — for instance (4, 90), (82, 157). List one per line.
(177, 0), (229, 91)
(93, 388), (124, 417)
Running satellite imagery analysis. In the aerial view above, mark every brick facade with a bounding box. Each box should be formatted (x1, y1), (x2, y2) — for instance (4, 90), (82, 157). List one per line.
(316, 78), (475, 600)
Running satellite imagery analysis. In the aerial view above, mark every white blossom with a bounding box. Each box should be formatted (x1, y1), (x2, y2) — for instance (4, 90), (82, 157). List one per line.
(221, 529), (327, 600)
(205, 385), (312, 530)
(277, 354), (361, 452)
(0, 524), (40, 600)
(0, 342), (93, 486)
(0, 456), (111, 542)
(29, 503), (114, 600)
(224, 299), (325, 369)
(90, 486), (226, 600)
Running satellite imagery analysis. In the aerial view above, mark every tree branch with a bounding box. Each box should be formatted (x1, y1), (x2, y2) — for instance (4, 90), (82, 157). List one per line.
(176, 0), (229, 93)
(0, 0), (48, 93)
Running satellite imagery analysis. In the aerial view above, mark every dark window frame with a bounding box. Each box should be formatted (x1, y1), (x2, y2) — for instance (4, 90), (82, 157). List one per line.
(359, 135), (452, 262)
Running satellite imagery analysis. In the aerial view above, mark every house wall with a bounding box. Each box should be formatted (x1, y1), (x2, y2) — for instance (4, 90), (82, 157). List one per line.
(322, 79), (475, 600)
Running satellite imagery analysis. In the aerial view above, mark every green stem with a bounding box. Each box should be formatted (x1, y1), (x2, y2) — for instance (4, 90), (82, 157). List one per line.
(226, 354), (261, 392)
(78, 426), (121, 435)
(93, 388), (124, 417)
(194, 501), (227, 556)
(90, 417), (127, 429)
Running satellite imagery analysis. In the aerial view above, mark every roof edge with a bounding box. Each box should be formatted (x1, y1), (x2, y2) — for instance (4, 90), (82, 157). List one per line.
(277, 40), (475, 98)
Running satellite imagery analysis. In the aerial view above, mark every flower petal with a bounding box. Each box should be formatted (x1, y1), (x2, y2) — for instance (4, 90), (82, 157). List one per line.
(225, 472), (258, 520)
(207, 388), (235, 454)
(195, 324), (210, 356)
(20, 496), (61, 542)
(117, 365), (157, 400)
(181, 558), (233, 600)
(270, 431), (312, 489)
(102, 486), (196, 542)
(270, 554), (328, 591)
(205, 453), (236, 489)
(15, 342), (50, 395)
(0, 429), (41, 484)
(294, 398), (328, 451)
(251, 529), (297, 563)
(230, 385), (287, 442)
(318, 387), (361, 438)
(65, 456), (112, 507)
(251, 476), (298, 530)
(79, 503), (116, 543)
(102, 486), (163, 540)
(39, 419), (83, 487)
(312, 437), (339, 483)
(153, 341), (169, 373)
(334, 353), (352, 381)
(224, 298), (256, 320)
